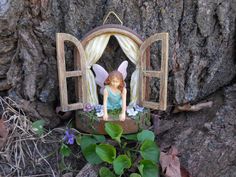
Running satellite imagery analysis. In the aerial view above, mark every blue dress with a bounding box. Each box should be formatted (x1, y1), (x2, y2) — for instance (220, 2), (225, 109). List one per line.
(105, 86), (122, 110)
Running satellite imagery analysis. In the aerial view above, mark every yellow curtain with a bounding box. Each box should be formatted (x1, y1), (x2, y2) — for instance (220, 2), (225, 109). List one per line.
(114, 34), (140, 105)
(84, 34), (111, 104)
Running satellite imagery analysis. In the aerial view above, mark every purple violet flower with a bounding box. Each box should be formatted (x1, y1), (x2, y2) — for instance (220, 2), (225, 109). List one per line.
(83, 103), (94, 112)
(63, 129), (75, 145)
(94, 104), (103, 113)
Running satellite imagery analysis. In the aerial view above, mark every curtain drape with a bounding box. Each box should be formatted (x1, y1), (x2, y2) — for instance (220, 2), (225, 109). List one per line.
(84, 34), (111, 104)
(114, 34), (140, 105)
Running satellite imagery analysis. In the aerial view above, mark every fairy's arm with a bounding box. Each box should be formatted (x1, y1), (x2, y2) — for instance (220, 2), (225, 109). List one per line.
(103, 88), (109, 120)
(120, 88), (127, 121)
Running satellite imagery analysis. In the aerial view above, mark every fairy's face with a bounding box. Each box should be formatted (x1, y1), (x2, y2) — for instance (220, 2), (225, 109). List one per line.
(110, 77), (120, 88)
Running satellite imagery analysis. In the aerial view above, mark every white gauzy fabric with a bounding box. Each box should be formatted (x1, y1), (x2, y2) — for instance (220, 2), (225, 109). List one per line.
(84, 34), (111, 104)
(114, 34), (140, 105)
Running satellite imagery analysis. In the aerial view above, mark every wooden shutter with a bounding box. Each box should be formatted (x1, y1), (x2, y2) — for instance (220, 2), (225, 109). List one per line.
(140, 33), (169, 110)
(56, 33), (86, 112)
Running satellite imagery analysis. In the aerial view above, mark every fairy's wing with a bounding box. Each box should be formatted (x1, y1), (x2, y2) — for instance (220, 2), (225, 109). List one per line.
(92, 64), (109, 94)
(117, 60), (128, 80)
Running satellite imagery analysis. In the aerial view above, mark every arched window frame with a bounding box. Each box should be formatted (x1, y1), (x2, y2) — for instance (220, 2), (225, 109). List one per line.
(56, 25), (169, 111)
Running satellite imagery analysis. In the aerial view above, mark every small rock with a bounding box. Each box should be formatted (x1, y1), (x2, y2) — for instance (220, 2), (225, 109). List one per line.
(76, 163), (99, 177)
(62, 172), (73, 177)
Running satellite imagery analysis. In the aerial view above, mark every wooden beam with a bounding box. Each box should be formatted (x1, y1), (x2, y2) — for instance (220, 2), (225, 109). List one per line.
(142, 101), (160, 110)
(62, 103), (84, 112)
(65, 71), (82, 78)
(143, 71), (162, 78)
(56, 33), (68, 110)
(159, 33), (169, 110)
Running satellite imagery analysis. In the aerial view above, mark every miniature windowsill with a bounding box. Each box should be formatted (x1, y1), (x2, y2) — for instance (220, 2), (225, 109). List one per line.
(75, 109), (151, 134)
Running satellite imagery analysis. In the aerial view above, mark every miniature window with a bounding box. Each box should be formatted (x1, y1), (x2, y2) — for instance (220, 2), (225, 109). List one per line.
(56, 27), (168, 111)
(56, 33), (86, 112)
(140, 33), (169, 110)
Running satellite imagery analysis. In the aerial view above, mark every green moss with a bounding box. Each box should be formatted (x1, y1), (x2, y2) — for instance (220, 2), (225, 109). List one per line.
(108, 108), (122, 120)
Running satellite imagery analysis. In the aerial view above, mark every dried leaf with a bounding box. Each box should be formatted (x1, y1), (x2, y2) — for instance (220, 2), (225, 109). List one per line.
(160, 147), (181, 177)
(0, 119), (8, 149)
(180, 166), (193, 177)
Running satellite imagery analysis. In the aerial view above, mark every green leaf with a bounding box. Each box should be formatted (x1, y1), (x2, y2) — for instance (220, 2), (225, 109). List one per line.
(32, 119), (45, 135)
(80, 135), (103, 164)
(140, 140), (160, 163)
(122, 134), (137, 141)
(76, 135), (81, 145)
(138, 164), (144, 176)
(137, 130), (155, 142)
(59, 160), (66, 172)
(138, 160), (159, 177)
(60, 143), (71, 157)
(99, 167), (116, 177)
(126, 150), (131, 158)
(96, 144), (116, 164)
(82, 144), (102, 164)
(130, 173), (142, 177)
(93, 134), (106, 143)
(105, 122), (123, 143)
(80, 135), (97, 150)
(113, 155), (131, 175)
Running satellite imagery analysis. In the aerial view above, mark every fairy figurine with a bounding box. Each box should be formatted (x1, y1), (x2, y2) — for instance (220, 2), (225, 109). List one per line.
(92, 61), (128, 121)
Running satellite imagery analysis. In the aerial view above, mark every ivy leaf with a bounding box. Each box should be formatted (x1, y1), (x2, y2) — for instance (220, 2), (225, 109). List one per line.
(113, 155), (131, 175)
(122, 134), (137, 141)
(80, 135), (97, 150)
(32, 119), (45, 136)
(140, 140), (160, 163)
(99, 167), (116, 177)
(60, 143), (71, 157)
(137, 130), (155, 142)
(82, 144), (102, 164)
(96, 144), (116, 164)
(105, 122), (123, 143)
(93, 134), (106, 143)
(138, 160), (159, 177)
(130, 173), (142, 177)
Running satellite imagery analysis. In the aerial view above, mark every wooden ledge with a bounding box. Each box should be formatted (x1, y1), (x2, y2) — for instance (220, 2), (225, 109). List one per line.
(75, 111), (151, 135)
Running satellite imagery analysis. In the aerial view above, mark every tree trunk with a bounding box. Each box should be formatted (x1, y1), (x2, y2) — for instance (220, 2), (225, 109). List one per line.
(0, 0), (236, 176)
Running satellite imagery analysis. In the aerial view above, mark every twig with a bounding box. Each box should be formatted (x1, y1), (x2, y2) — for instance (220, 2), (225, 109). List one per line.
(0, 96), (63, 176)
(33, 141), (56, 177)
(21, 174), (52, 177)
(173, 101), (213, 113)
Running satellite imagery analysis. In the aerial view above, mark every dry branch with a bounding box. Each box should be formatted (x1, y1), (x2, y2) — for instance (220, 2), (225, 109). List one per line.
(173, 101), (213, 113)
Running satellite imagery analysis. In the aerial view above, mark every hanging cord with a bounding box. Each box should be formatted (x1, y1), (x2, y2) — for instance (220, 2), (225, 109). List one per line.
(103, 11), (123, 25)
